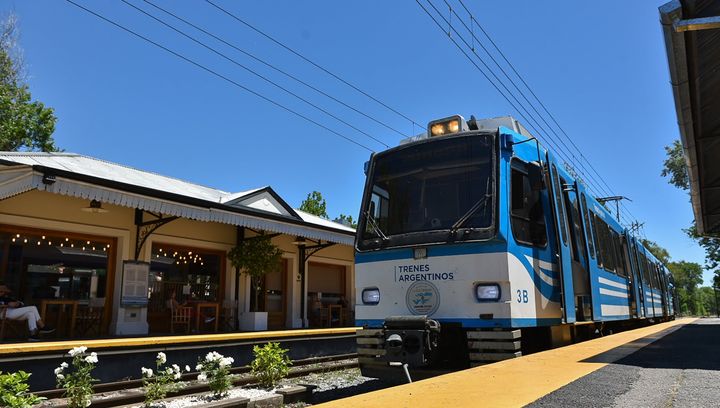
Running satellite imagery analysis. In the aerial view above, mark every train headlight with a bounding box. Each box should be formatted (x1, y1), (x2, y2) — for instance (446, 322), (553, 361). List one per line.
(428, 115), (468, 137)
(475, 283), (501, 301)
(362, 287), (380, 305)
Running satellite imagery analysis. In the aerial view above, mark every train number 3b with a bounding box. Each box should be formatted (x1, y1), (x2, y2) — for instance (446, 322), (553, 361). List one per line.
(516, 289), (529, 303)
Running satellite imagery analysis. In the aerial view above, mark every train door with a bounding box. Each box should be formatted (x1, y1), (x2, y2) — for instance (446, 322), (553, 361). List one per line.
(657, 263), (669, 317)
(624, 234), (641, 318)
(546, 155), (575, 323)
(570, 183), (593, 321)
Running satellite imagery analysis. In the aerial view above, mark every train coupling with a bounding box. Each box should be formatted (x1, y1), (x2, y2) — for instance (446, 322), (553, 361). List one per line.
(380, 315), (441, 367)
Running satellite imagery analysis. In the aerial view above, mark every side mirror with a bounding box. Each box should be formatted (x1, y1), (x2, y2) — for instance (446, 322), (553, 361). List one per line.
(528, 162), (544, 191)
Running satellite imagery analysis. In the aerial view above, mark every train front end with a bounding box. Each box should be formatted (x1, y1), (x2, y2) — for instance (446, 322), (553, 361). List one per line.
(354, 115), (533, 381)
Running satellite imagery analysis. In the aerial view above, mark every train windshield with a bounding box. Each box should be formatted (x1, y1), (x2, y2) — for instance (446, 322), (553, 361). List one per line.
(358, 133), (495, 250)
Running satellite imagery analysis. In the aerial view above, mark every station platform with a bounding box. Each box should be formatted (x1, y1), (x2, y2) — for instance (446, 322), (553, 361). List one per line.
(319, 319), (698, 408)
(0, 327), (360, 391)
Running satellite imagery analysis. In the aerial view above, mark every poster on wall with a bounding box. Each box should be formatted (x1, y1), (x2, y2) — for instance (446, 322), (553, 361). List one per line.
(121, 261), (150, 307)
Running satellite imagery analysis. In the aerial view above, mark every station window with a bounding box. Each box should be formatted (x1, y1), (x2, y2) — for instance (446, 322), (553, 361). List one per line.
(510, 161), (547, 247)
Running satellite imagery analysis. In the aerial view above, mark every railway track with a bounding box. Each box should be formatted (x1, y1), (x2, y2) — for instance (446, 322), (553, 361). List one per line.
(37, 353), (358, 408)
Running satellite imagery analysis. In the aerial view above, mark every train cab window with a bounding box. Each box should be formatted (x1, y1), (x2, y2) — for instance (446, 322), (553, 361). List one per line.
(581, 194), (595, 259)
(510, 160), (547, 247)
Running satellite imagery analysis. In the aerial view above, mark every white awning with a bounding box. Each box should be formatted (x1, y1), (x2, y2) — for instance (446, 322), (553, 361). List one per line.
(0, 166), (354, 246)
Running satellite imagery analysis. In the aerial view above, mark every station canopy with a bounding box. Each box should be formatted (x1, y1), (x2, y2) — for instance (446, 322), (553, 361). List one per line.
(0, 152), (354, 245)
(661, 0), (720, 236)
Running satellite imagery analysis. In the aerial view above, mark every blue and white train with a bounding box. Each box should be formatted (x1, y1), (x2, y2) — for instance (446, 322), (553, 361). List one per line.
(354, 115), (675, 381)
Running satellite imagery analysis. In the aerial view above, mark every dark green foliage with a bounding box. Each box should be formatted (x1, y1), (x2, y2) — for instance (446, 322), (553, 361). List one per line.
(641, 239), (671, 265)
(299, 191), (328, 219)
(0, 14), (58, 152)
(661, 140), (689, 190)
(227, 235), (283, 312)
(668, 261), (704, 315)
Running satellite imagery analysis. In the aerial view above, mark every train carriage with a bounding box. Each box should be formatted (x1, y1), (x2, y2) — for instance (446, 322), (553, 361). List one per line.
(354, 115), (675, 382)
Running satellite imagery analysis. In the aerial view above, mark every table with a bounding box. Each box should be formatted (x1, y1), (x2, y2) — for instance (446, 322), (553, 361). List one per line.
(40, 299), (79, 338)
(195, 302), (220, 332)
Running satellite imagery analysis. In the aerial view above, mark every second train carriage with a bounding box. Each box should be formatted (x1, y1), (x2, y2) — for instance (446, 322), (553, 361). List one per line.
(354, 115), (675, 381)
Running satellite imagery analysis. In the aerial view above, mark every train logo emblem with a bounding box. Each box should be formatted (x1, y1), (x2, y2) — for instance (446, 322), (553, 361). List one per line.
(406, 281), (440, 315)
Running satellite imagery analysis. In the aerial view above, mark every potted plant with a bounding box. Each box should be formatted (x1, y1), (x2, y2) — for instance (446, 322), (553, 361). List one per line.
(228, 235), (283, 331)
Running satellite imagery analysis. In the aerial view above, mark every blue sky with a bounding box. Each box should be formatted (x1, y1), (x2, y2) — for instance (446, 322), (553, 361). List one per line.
(4, 1), (711, 283)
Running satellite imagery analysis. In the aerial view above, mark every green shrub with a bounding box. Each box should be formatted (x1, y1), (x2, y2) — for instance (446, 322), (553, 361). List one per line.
(141, 352), (189, 407)
(250, 342), (291, 389)
(196, 351), (234, 398)
(0, 371), (45, 408)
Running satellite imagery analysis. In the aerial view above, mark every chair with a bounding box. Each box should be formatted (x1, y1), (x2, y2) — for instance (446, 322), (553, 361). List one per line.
(319, 307), (331, 328)
(75, 298), (104, 337)
(329, 305), (343, 327)
(221, 300), (238, 332)
(170, 306), (193, 334)
(0, 305), (28, 341)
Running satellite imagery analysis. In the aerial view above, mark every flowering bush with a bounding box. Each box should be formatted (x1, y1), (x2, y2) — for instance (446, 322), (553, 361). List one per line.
(195, 351), (234, 398)
(55, 346), (98, 408)
(0, 370), (45, 408)
(250, 342), (291, 389)
(141, 352), (189, 407)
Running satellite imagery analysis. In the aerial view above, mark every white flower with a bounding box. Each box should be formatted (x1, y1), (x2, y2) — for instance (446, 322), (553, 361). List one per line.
(197, 373), (207, 382)
(172, 364), (180, 372)
(56, 374), (65, 380)
(174, 372), (182, 380)
(54, 367), (64, 375)
(84, 352), (98, 364)
(185, 365), (191, 372)
(157, 352), (167, 364)
(69, 346), (88, 357)
(195, 364), (203, 371)
(219, 357), (234, 368)
(141, 367), (153, 378)
(61, 362), (69, 369)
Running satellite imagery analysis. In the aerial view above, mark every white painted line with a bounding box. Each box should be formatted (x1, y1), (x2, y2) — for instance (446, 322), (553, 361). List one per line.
(599, 287), (629, 298)
(599, 277), (628, 290)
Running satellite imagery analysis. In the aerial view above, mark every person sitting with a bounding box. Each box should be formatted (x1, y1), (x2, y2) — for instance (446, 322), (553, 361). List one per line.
(0, 283), (55, 341)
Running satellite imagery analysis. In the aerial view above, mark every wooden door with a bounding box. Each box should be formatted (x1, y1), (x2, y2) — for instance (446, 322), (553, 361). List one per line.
(264, 260), (287, 330)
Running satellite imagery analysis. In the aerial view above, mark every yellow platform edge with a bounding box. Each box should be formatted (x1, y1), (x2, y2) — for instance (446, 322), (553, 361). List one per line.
(0, 326), (363, 355)
(319, 318), (695, 408)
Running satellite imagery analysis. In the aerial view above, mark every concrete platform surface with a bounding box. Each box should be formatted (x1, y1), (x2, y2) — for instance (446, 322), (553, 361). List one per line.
(529, 318), (720, 407)
(318, 318), (695, 408)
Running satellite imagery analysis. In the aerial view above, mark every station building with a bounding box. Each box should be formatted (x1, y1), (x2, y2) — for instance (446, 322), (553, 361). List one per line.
(0, 151), (355, 339)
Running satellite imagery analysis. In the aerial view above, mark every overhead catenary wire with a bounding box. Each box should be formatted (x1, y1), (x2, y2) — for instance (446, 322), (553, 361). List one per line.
(203, 0), (427, 134)
(140, 0), (410, 140)
(454, 0), (640, 226)
(419, 0), (639, 227)
(120, 0), (389, 149)
(63, 0), (375, 153)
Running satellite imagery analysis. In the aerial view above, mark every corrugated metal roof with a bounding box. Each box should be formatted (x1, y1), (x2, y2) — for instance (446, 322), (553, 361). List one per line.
(0, 151), (356, 241)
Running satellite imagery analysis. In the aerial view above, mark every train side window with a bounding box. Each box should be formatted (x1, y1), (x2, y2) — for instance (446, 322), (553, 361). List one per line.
(551, 164), (568, 244)
(581, 194), (595, 259)
(598, 217), (615, 273)
(510, 161), (547, 247)
(611, 231), (627, 277)
(592, 213), (604, 268)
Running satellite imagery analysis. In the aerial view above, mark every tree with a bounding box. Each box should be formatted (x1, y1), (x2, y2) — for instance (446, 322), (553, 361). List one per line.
(661, 140), (689, 190)
(0, 14), (58, 152)
(299, 191), (328, 219)
(227, 235), (283, 313)
(334, 214), (357, 228)
(641, 239), (671, 265)
(668, 261), (703, 315)
(697, 287), (717, 317)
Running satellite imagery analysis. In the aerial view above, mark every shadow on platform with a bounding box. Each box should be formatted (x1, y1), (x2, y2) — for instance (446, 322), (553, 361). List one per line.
(581, 318), (720, 371)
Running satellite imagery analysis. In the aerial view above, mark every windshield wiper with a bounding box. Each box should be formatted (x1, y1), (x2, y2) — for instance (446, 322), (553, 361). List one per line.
(364, 210), (389, 242)
(450, 194), (491, 234)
